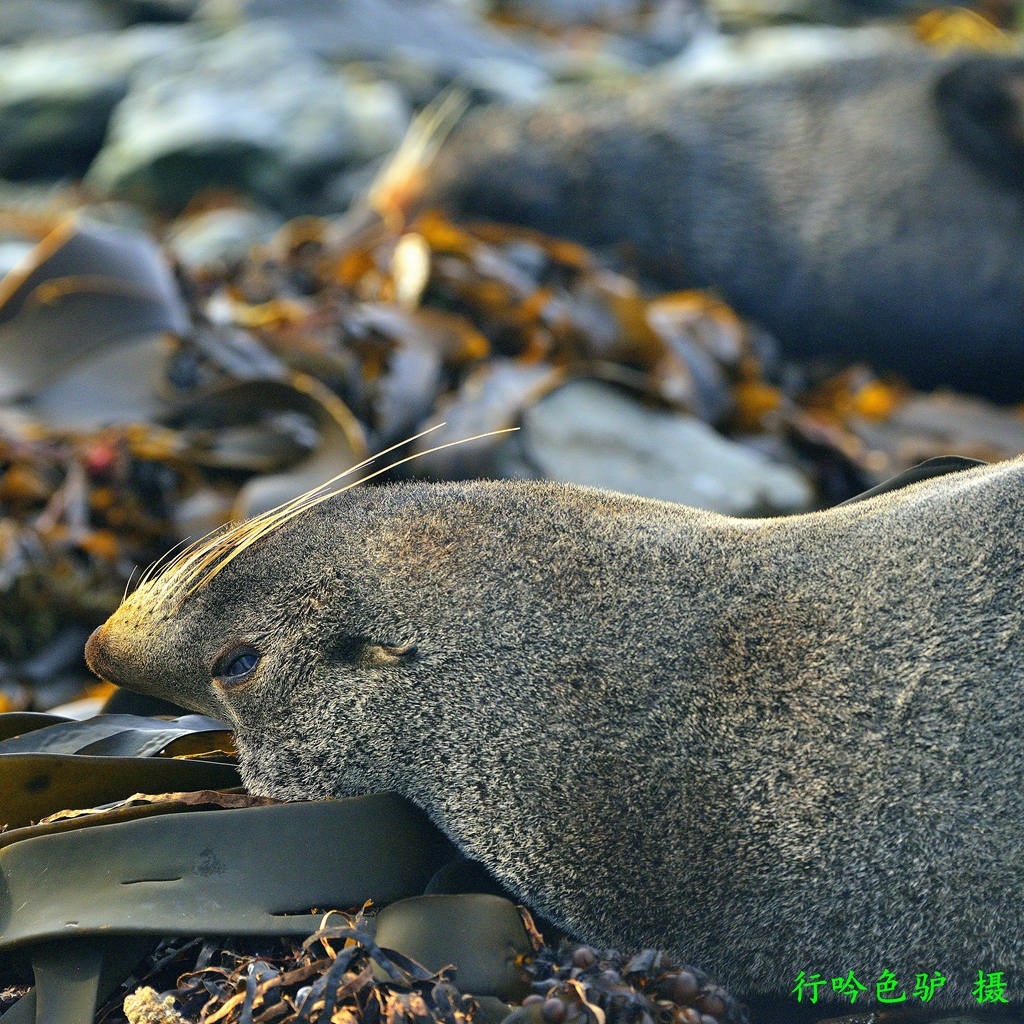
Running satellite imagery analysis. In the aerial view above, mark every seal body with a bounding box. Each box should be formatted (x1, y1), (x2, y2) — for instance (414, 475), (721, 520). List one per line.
(427, 46), (1024, 400)
(86, 460), (1024, 1002)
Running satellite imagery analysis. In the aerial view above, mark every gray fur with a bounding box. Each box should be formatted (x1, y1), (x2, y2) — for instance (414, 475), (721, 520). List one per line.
(426, 47), (1024, 400)
(86, 461), (1024, 1002)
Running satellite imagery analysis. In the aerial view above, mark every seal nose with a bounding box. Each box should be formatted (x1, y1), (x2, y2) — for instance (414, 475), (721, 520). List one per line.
(84, 624), (110, 680)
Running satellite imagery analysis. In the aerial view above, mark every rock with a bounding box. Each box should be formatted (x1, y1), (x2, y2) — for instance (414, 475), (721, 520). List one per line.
(0, 26), (191, 178)
(0, 238), (35, 280)
(704, 0), (933, 26)
(494, 379), (813, 514)
(492, 0), (646, 28)
(166, 206), (283, 271)
(196, 0), (550, 100)
(0, 218), (189, 407)
(86, 25), (410, 211)
(29, 335), (172, 430)
(849, 390), (1024, 467)
(410, 360), (566, 480)
(488, 0), (710, 66)
(661, 21), (912, 72)
(0, 182), (90, 275)
(428, 31), (1024, 402)
(108, 0), (202, 22)
(0, 0), (122, 45)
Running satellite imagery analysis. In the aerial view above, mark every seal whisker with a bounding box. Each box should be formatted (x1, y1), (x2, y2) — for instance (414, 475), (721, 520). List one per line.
(136, 535), (193, 590)
(136, 424), (517, 610)
(122, 565), (138, 604)
(130, 532), (216, 606)
(328, 427), (521, 493)
(135, 423), (451, 606)
(180, 426), (519, 600)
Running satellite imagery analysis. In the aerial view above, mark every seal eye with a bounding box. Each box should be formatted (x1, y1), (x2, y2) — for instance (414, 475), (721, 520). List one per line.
(213, 646), (260, 688)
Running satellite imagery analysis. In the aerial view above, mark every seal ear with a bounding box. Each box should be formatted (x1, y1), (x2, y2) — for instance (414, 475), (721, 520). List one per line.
(934, 56), (1024, 192)
(359, 642), (419, 667)
(330, 636), (419, 666)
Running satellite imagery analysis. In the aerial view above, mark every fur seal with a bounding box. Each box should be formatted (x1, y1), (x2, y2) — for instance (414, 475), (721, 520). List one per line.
(426, 44), (1024, 401)
(85, 455), (1024, 1005)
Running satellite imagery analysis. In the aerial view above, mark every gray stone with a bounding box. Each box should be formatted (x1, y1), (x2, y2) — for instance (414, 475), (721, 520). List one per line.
(848, 390), (1024, 469)
(0, 241), (35, 281)
(493, 0), (650, 29)
(106, 0), (202, 21)
(87, 25), (410, 210)
(30, 335), (172, 430)
(0, 26), (192, 178)
(196, 0), (550, 99)
(0, 180), (144, 227)
(0, 0), (122, 45)
(491, 0), (707, 64)
(458, 56), (553, 103)
(661, 22), (913, 79)
(705, 0), (935, 26)
(0, 183), (99, 275)
(494, 379), (813, 515)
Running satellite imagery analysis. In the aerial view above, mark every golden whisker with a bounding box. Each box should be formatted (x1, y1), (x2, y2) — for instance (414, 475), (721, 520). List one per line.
(161, 421), (451, 600)
(334, 427), (521, 492)
(137, 535), (193, 588)
(126, 533), (208, 609)
(177, 426), (519, 601)
(122, 565), (138, 604)
(136, 422), (450, 605)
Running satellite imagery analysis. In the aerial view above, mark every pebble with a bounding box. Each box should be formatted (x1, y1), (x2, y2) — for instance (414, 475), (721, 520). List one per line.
(542, 997), (567, 1023)
(86, 25), (409, 211)
(671, 971), (699, 1003)
(196, 0), (551, 98)
(0, 0), (121, 45)
(0, 26), (192, 178)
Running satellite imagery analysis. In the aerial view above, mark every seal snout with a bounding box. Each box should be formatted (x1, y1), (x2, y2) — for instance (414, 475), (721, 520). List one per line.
(85, 624), (120, 685)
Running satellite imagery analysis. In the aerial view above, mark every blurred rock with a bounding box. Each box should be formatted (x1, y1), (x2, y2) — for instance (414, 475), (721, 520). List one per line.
(105, 0), (202, 21)
(0, 218), (189, 406)
(851, 390), (1024, 467)
(87, 25), (410, 211)
(0, 26), (192, 178)
(0, 0), (123, 44)
(166, 206), (284, 271)
(491, 0), (710, 66)
(196, 0), (551, 100)
(663, 20), (911, 69)
(428, 32), (1024, 402)
(0, 241), (34, 280)
(705, 0), (956, 27)
(494, 0), (647, 27)
(494, 379), (813, 514)
(411, 361), (565, 479)
(30, 335), (171, 429)
(0, 179), (84, 213)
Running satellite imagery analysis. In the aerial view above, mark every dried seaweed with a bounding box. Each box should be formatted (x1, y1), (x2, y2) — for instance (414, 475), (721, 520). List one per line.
(101, 911), (748, 1024)
(96, 909), (483, 1024)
